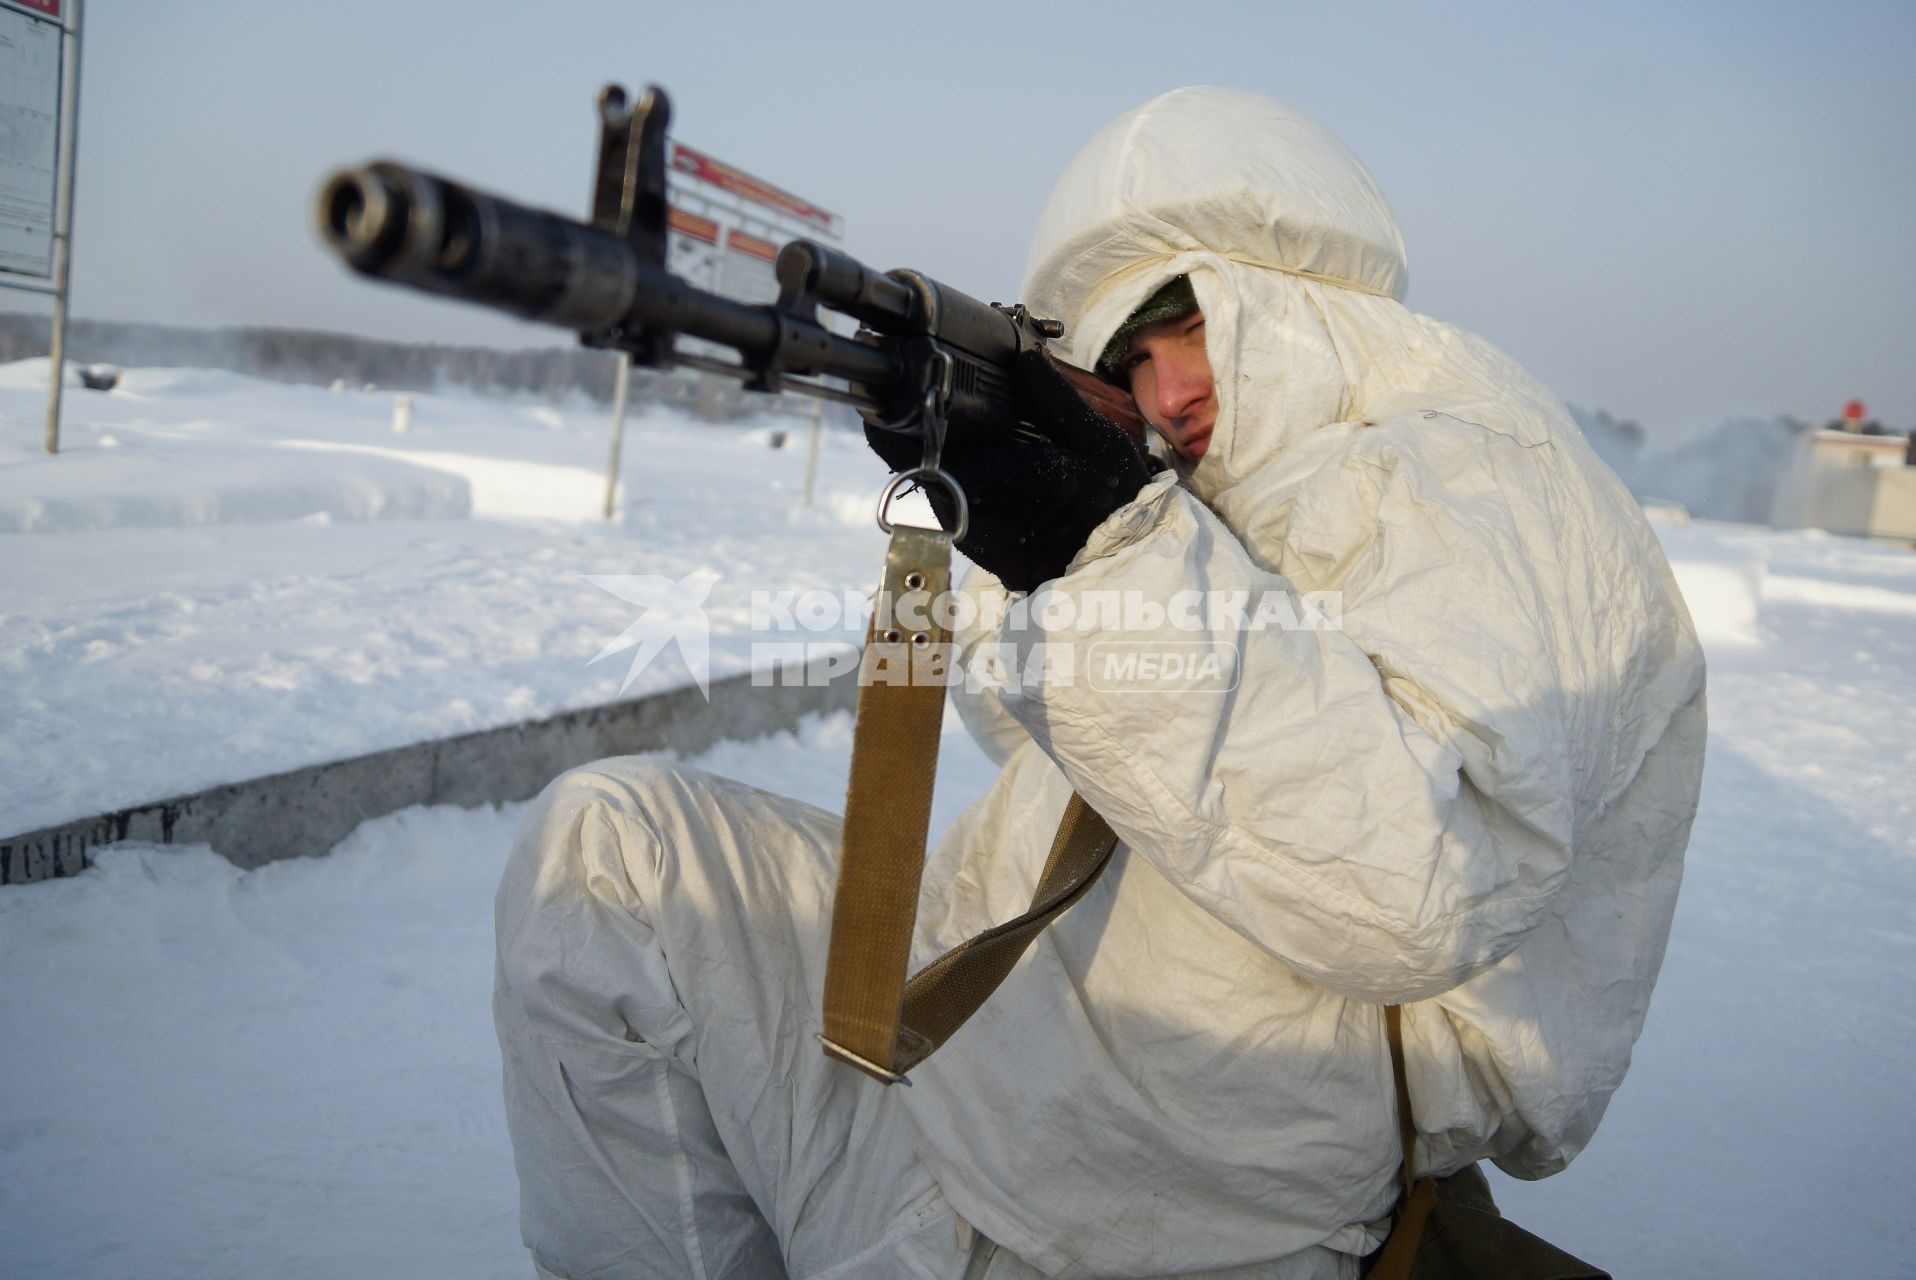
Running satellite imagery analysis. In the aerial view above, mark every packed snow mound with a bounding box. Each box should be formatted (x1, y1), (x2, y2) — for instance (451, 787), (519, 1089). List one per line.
(110, 365), (294, 399)
(0, 357), (282, 399)
(1664, 549), (1764, 648)
(1653, 520), (1916, 652)
(0, 443), (472, 533)
(1, 358), (886, 534)
(0, 355), (78, 390)
(1762, 575), (1916, 617)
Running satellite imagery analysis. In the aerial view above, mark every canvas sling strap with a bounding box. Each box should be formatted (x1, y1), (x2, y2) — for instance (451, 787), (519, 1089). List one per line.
(1364, 1004), (1441, 1280)
(818, 521), (1120, 1084)
(1364, 1006), (1610, 1280)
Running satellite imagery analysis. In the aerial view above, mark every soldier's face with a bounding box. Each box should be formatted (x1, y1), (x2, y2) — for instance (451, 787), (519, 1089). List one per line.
(1120, 309), (1216, 462)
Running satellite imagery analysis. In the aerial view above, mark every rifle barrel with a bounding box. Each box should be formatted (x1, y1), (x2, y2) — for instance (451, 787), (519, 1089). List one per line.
(316, 163), (902, 395)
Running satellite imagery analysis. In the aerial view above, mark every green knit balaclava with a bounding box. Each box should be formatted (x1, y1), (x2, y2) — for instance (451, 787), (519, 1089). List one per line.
(1095, 275), (1199, 379)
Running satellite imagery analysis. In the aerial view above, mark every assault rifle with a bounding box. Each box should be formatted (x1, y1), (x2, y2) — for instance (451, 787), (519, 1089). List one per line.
(319, 83), (1146, 1086)
(316, 83), (1120, 531)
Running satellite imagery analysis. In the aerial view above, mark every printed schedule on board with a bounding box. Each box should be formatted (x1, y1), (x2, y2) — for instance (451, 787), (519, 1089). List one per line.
(0, 2), (61, 279)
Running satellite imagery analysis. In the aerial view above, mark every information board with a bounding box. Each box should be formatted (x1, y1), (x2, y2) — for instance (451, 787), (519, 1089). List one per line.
(717, 227), (779, 305)
(0, 1), (62, 279)
(662, 139), (841, 363)
(666, 205), (720, 289)
(669, 141), (843, 240)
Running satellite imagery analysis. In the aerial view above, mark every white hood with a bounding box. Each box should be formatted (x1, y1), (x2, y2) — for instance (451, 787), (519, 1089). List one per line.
(1017, 85), (1576, 525)
(1023, 85), (1409, 343)
(1023, 88), (1403, 500)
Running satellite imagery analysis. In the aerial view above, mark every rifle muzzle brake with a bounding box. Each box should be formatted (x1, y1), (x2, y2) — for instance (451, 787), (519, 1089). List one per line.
(318, 163), (643, 332)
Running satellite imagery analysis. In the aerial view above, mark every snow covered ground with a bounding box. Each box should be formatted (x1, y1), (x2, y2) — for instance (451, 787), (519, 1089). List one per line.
(0, 712), (996, 1280)
(3, 364), (1913, 1277)
(0, 359), (913, 836)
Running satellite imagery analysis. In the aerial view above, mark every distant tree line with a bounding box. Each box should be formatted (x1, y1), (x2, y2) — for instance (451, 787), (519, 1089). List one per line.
(0, 312), (802, 423)
(25, 315), (1852, 521)
(1570, 403), (1824, 524)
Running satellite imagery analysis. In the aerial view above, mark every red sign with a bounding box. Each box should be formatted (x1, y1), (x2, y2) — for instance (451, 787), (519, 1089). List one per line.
(1843, 399), (1867, 422)
(725, 228), (778, 263)
(670, 141), (842, 238)
(668, 206), (719, 245)
(9, 0), (62, 16)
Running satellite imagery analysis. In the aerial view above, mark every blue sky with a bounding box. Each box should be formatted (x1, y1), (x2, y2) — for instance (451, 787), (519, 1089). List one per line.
(27, 0), (1916, 438)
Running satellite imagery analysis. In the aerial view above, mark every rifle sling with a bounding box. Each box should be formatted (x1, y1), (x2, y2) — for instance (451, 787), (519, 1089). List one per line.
(1364, 1003), (1437, 1280)
(820, 525), (1120, 1083)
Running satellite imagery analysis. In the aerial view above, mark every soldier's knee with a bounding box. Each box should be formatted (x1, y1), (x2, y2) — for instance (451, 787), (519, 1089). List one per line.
(503, 758), (696, 920)
(496, 758), (696, 1051)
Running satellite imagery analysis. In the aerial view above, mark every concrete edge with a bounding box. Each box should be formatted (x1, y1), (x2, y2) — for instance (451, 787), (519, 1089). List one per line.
(1, 663), (858, 887)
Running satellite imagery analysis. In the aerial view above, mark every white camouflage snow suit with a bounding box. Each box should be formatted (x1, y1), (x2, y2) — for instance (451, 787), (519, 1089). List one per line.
(493, 86), (1707, 1280)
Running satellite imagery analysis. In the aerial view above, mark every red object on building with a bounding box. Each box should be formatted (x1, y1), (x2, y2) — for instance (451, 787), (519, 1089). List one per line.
(725, 229), (778, 262)
(1843, 399), (1867, 423)
(12, 0), (62, 16)
(667, 207), (720, 245)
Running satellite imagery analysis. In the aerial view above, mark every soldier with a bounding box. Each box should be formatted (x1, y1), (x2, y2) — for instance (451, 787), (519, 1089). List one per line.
(494, 86), (1705, 1279)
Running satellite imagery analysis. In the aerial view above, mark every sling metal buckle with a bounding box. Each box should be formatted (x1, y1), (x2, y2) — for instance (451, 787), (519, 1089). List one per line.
(815, 1034), (912, 1086)
(877, 466), (968, 543)
(874, 349), (967, 542)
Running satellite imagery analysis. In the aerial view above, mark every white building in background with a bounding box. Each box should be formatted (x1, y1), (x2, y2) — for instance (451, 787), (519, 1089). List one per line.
(1808, 429), (1911, 471)
(1775, 428), (1916, 542)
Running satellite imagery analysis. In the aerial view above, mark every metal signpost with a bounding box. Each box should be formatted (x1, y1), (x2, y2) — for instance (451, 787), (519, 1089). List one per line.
(0, 0), (82, 454)
(601, 136), (843, 518)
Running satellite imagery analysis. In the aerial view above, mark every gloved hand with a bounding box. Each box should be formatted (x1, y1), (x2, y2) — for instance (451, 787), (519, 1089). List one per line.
(865, 348), (1161, 593)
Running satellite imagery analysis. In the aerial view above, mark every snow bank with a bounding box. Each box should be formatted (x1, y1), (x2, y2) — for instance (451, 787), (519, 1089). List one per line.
(0, 361), (897, 835)
(1762, 574), (1916, 617)
(1664, 550), (1764, 648)
(0, 443), (473, 533)
(0, 359), (675, 534)
(280, 441), (603, 523)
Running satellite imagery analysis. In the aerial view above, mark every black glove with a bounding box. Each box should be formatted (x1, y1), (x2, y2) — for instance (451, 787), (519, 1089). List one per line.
(865, 349), (1161, 593)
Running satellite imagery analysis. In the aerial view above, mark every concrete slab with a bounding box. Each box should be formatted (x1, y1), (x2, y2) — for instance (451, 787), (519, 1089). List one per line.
(1, 664), (857, 886)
